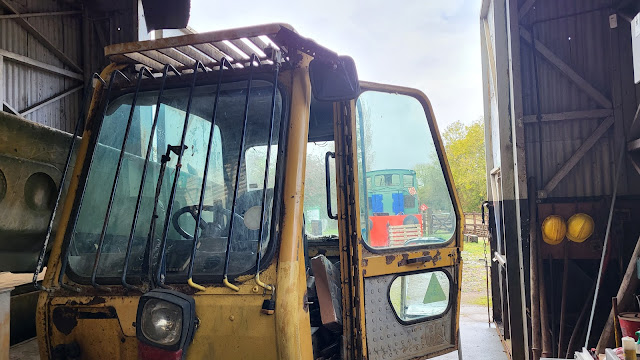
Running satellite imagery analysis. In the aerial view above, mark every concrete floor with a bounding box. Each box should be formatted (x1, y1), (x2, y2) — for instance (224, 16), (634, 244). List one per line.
(9, 339), (39, 360)
(436, 305), (509, 360)
(10, 305), (508, 360)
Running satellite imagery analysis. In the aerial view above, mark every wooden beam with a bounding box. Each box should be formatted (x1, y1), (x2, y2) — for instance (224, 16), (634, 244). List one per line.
(0, 10), (80, 19)
(540, 116), (614, 197)
(523, 109), (613, 123)
(0, 0), (82, 73)
(596, 235), (640, 352)
(520, 28), (612, 109)
(518, 0), (536, 20)
(19, 85), (82, 116)
(0, 49), (83, 80)
(483, 19), (498, 95)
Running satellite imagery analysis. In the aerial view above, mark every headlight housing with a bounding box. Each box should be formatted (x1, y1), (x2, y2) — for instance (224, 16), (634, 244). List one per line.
(136, 289), (197, 353)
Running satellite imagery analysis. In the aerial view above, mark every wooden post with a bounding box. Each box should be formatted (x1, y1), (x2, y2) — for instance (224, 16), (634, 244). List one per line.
(558, 244), (569, 356)
(596, 235), (640, 353)
(427, 208), (433, 235)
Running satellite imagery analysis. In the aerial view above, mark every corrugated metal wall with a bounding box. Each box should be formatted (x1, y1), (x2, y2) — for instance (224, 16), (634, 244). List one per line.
(0, 1), (82, 132)
(0, 0), (137, 133)
(518, 0), (640, 198)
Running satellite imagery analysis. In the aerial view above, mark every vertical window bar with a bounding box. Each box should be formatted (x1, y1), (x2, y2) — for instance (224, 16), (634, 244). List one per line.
(254, 52), (281, 291)
(186, 58), (232, 290)
(155, 61), (208, 288)
(222, 54), (261, 292)
(90, 67), (155, 290)
(144, 145), (175, 287)
(57, 69), (131, 291)
(32, 73), (103, 291)
(356, 100), (370, 239)
(121, 65), (180, 291)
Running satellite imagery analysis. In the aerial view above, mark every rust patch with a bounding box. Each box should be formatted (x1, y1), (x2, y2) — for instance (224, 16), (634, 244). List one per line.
(86, 297), (107, 305)
(52, 307), (78, 335)
(362, 258), (368, 267)
(303, 291), (310, 313)
(432, 250), (442, 265)
(385, 255), (395, 265)
(65, 296), (107, 306)
(422, 251), (431, 257)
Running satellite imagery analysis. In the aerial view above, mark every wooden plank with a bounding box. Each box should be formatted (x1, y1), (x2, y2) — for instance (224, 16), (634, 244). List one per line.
(0, 49), (82, 80)
(20, 85), (82, 116)
(0, 0), (82, 73)
(520, 28), (612, 109)
(596, 235), (640, 352)
(518, 0), (536, 20)
(523, 109), (613, 123)
(483, 19), (498, 96)
(541, 117), (614, 196)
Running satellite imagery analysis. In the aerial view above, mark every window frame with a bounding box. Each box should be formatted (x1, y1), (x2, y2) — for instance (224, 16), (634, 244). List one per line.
(355, 89), (459, 254)
(62, 71), (290, 286)
(386, 268), (455, 325)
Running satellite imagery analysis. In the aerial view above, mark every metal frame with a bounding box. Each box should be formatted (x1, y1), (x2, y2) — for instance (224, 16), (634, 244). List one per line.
(0, 0), (82, 72)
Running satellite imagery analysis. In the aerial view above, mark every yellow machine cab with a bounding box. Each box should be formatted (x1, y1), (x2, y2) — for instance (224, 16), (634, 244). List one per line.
(33, 23), (464, 360)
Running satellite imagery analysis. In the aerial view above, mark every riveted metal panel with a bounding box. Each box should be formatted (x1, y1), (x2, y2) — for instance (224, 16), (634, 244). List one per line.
(364, 271), (454, 360)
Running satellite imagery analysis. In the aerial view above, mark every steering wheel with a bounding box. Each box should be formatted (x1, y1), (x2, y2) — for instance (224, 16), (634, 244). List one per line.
(172, 204), (242, 240)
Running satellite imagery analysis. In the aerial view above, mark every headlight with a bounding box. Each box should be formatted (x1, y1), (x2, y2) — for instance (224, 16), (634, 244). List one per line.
(141, 299), (183, 346)
(136, 289), (197, 357)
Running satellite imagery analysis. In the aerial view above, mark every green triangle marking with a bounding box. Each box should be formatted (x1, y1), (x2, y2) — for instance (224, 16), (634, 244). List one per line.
(423, 274), (447, 304)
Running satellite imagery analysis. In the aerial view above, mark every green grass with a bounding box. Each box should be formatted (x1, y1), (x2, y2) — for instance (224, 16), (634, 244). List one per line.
(461, 238), (492, 306)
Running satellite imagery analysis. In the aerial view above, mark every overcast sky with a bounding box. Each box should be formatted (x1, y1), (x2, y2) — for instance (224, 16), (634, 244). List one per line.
(188, 0), (483, 130)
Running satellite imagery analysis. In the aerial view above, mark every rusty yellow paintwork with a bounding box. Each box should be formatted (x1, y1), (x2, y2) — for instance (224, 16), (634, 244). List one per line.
(36, 63), (119, 359)
(35, 25), (462, 360)
(274, 54), (313, 360)
(361, 247), (460, 278)
(35, 56), (314, 359)
(347, 82), (465, 359)
(333, 99), (368, 359)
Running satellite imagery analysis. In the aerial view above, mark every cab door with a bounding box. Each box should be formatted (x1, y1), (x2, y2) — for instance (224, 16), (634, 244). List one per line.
(336, 82), (463, 360)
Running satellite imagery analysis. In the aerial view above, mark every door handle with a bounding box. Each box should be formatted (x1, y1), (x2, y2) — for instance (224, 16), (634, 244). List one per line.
(397, 255), (433, 267)
(325, 151), (338, 220)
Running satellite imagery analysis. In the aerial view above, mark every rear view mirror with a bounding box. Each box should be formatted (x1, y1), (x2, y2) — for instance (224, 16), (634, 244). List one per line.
(310, 56), (360, 101)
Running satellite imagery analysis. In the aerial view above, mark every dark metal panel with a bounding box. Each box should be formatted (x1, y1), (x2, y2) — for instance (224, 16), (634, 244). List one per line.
(517, 0), (639, 198)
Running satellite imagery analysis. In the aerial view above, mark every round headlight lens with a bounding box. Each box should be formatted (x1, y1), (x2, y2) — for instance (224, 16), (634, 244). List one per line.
(141, 299), (183, 346)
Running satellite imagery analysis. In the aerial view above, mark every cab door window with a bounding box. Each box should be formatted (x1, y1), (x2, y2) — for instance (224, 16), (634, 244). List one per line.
(355, 91), (455, 249)
(303, 141), (338, 238)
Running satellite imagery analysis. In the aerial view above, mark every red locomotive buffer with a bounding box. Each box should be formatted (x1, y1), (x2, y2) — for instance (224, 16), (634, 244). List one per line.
(369, 214), (423, 247)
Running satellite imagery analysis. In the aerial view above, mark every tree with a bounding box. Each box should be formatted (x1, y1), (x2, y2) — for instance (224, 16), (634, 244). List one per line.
(442, 119), (486, 213)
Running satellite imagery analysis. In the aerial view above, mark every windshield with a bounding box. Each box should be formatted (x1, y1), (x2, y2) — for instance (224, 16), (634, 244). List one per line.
(67, 79), (283, 282)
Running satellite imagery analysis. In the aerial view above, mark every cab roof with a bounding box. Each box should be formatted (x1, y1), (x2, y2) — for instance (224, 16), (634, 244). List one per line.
(104, 23), (338, 72)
